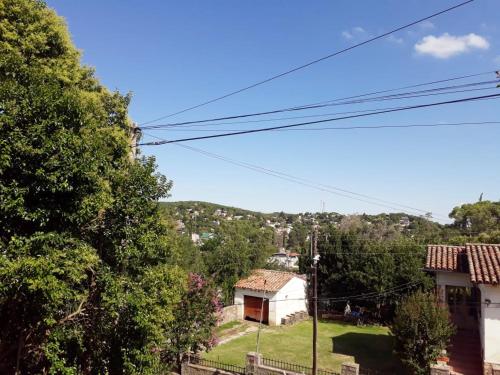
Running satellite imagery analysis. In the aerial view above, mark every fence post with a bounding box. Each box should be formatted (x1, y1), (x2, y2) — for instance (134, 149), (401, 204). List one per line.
(340, 362), (359, 375)
(430, 363), (450, 375)
(246, 352), (262, 375)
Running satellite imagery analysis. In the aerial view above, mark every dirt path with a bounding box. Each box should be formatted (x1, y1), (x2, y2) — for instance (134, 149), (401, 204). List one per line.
(217, 322), (267, 345)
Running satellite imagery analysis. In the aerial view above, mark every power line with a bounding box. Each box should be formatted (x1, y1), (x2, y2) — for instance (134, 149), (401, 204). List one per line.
(142, 135), (446, 218)
(138, 93), (500, 145)
(144, 121), (500, 133)
(175, 143), (437, 216)
(139, 0), (475, 125)
(140, 76), (497, 130)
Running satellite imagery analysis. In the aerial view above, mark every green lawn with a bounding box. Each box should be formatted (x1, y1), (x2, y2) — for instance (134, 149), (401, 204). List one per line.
(205, 320), (401, 373)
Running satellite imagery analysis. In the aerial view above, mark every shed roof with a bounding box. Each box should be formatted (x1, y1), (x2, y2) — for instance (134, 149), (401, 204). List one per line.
(235, 269), (304, 293)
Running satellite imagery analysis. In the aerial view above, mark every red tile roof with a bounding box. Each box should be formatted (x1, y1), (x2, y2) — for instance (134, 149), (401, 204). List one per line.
(466, 244), (500, 285)
(235, 269), (304, 292)
(425, 245), (467, 273)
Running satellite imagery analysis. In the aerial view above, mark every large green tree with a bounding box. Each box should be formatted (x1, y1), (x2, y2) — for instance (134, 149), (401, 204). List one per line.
(299, 226), (431, 318)
(448, 200), (500, 242)
(0, 1), (188, 373)
(202, 221), (275, 304)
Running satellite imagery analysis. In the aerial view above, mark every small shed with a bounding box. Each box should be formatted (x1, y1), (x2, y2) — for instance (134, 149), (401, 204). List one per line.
(234, 269), (307, 326)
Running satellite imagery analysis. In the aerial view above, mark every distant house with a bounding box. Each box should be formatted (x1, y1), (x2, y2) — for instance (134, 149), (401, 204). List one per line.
(268, 252), (299, 269)
(200, 232), (214, 241)
(191, 233), (200, 244)
(425, 244), (500, 373)
(175, 220), (185, 232)
(399, 216), (410, 228)
(234, 269), (307, 326)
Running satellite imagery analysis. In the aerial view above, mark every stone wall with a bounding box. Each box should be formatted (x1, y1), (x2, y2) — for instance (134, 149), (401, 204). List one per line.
(182, 363), (234, 375)
(430, 364), (450, 375)
(246, 352), (357, 375)
(181, 352), (358, 375)
(219, 305), (239, 326)
(484, 362), (500, 375)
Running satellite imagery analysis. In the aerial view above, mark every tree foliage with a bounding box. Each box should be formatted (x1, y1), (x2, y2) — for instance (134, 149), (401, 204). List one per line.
(161, 274), (221, 370)
(392, 291), (455, 375)
(449, 200), (500, 243)
(299, 226), (432, 318)
(0, 1), (192, 373)
(202, 221), (275, 304)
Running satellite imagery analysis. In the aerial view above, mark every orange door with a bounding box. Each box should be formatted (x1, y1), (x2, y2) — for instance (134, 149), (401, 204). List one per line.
(244, 295), (269, 323)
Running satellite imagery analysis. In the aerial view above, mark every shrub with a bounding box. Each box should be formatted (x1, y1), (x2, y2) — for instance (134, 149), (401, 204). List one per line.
(392, 291), (455, 375)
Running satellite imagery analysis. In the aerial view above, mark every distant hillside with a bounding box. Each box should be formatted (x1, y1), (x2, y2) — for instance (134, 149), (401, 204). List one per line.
(159, 200), (445, 247)
(159, 201), (269, 217)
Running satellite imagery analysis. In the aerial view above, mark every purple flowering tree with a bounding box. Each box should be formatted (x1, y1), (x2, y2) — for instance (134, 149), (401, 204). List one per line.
(162, 273), (222, 370)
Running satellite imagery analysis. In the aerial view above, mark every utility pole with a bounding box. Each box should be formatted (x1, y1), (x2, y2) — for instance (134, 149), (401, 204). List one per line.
(311, 228), (319, 375)
(129, 122), (140, 161)
(256, 280), (267, 355)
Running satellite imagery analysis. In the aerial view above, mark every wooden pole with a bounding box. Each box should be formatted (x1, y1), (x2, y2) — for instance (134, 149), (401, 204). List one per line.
(312, 229), (318, 375)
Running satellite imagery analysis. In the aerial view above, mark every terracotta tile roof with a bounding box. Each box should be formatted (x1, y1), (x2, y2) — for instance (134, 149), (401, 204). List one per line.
(466, 244), (500, 285)
(425, 245), (468, 273)
(235, 269), (303, 292)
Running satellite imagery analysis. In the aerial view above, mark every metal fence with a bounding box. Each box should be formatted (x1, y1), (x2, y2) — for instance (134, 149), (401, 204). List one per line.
(359, 367), (382, 375)
(261, 357), (339, 375)
(188, 355), (246, 375)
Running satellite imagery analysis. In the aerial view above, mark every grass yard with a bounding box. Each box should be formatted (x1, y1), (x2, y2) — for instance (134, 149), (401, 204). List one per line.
(205, 320), (401, 373)
(215, 321), (244, 336)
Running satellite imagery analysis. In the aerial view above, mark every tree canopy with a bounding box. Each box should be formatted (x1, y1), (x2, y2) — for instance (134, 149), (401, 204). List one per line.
(449, 200), (500, 243)
(202, 221), (275, 304)
(0, 1), (198, 373)
(299, 225), (432, 319)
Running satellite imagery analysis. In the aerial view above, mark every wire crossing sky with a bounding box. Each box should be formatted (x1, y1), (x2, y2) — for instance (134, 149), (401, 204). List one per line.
(47, 0), (500, 221)
(138, 0), (475, 125)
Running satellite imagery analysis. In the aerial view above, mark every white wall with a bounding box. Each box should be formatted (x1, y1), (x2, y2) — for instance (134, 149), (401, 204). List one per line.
(479, 284), (500, 365)
(273, 277), (308, 325)
(234, 276), (307, 326)
(234, 288), (278, 325)
(436, 271), (472, 288)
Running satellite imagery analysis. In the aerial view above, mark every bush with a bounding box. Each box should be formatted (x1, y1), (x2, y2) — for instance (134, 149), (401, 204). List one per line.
(392, 291), (455, 375)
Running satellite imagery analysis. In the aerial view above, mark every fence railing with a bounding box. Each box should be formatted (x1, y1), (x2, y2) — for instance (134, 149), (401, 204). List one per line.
(261, 357), (339, 375)
(187, 355), (246, 375)
(359, 367), (382, 375)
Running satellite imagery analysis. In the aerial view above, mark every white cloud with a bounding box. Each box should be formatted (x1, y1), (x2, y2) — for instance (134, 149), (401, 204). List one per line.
(419, 20), (435, 30)
(414, 33), (489, 59)
(341, 26), (365, 40)
(387, 34), (404, 44)
(341, 31), (353, 40)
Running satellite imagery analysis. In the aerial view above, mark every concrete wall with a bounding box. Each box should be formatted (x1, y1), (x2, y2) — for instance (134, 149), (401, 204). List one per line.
(182, 363), (235, 375)
(234, 288), (278, 325)
(235, 276), (307, 326)
(246, 352), (357, 375)
(181, 353), (359, 375)
(274, 277), (308, 325)
(479, 284), (500, 367)
(436, 271), (472, 288)
(219, 305), (238, 326)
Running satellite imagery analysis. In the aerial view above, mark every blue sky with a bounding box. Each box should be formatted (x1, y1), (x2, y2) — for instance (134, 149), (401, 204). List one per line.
(46, 0), (499, 222)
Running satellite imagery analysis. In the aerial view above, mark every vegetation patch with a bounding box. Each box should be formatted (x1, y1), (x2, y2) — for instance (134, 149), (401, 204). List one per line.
(205, 320), (401, 373)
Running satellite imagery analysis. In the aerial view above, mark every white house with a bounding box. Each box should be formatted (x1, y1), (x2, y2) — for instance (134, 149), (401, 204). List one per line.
(234, 269), (307, 326)
(268, 252), (300, 269)
(425, 244), (500, 374)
